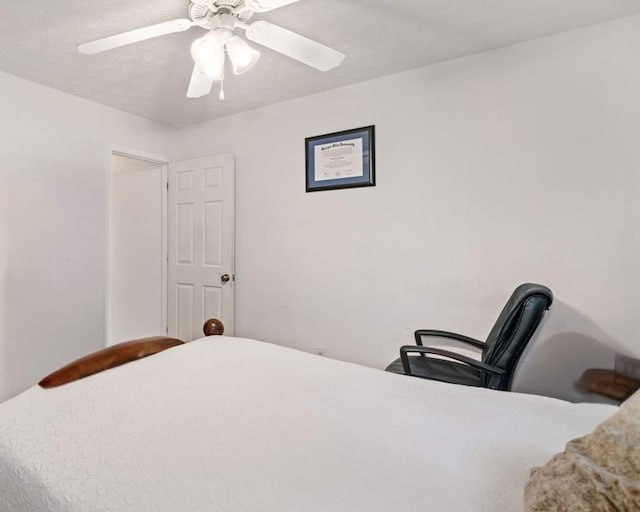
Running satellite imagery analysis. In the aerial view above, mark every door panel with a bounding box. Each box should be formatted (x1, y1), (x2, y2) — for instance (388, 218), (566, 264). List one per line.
(168, 154), (235, 340)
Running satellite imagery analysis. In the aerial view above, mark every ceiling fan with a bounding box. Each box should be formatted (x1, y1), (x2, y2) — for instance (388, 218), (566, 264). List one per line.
(78, 0), (346, 101)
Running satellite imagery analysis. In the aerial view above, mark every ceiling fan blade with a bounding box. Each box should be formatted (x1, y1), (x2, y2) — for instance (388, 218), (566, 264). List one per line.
(245, 0), (301, 13)
(78, 19), (195, 55)
(186, 65), (214, 98)
(245, 21), (345, 71)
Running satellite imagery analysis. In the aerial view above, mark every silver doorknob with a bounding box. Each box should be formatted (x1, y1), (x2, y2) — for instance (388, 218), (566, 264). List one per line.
(221, 274), (231, 283)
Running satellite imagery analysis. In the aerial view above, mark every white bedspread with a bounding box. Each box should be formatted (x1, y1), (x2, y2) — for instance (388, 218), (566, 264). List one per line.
(0, 337), (616, 512)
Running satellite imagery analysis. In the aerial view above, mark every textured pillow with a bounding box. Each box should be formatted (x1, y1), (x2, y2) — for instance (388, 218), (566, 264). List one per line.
(39, 337), (184, 388)
(525, 391), (640, 511)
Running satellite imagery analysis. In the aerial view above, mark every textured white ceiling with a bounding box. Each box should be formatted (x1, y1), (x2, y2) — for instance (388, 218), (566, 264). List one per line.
(1, 0), (639, 127)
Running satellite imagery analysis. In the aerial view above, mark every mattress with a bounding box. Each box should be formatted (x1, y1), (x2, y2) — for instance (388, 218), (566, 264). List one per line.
(0, 337), (617, 511)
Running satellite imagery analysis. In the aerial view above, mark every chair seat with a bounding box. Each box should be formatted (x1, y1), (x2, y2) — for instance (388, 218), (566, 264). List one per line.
(385, 356), (483, 387)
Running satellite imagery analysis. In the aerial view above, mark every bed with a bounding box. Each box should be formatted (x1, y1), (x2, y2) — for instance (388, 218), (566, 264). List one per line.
(0, 334), (620, 511)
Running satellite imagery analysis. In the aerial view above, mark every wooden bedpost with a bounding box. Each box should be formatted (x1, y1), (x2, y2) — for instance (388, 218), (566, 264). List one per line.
(203, 318), (224, 336)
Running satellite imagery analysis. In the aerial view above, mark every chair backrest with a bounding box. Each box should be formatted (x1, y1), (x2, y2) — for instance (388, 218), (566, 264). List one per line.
(481, 283), (553, 390)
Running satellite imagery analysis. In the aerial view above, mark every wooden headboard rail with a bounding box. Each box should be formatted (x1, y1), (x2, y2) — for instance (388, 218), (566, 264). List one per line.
(39, 318), (225, 388)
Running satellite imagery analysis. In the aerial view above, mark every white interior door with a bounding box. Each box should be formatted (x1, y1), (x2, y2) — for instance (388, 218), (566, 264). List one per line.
(168, 154), (235, 340)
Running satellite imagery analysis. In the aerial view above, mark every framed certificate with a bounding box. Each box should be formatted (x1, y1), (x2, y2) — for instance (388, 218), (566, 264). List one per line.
(305, 125), (375, 192)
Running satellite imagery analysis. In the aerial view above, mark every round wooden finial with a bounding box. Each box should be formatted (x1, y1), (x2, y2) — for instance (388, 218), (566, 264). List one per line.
(203, 318), (224, 336)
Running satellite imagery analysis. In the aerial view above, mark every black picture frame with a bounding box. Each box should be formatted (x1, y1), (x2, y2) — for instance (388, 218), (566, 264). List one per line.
(305, 125), (375, 192)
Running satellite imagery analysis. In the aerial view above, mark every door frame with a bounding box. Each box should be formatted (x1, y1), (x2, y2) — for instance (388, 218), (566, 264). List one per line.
(104, 144), (169, 346)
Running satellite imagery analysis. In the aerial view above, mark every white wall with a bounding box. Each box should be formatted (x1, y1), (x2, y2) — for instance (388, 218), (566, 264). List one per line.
(0, 72), (175, 402)
(2, 14), (639, 404)
(174, 14), (640, 401)
(0, 180), (8, 398)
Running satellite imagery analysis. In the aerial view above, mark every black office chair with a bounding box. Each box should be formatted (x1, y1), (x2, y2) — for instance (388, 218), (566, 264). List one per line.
(385, 283), (553, 390)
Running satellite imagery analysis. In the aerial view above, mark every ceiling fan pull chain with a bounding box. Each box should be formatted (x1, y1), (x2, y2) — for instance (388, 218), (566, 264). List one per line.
(219, 79), (225, 101)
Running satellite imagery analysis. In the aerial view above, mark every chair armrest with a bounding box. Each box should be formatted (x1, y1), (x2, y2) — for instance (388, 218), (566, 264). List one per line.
(399, 346), (506, 377)
(413, 330), (485, 349)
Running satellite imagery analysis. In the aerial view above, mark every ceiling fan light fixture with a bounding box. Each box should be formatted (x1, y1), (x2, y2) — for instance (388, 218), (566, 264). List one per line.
(191, 33), (225, 80)
(77, 0), (347, 101)
(226, 36), (260, 75)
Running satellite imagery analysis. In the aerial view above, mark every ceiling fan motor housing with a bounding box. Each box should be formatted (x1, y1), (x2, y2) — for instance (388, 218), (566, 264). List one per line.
(189, 0), (254, 29)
